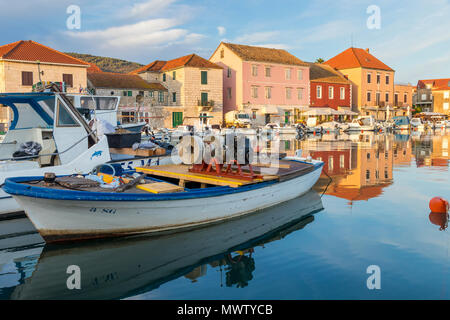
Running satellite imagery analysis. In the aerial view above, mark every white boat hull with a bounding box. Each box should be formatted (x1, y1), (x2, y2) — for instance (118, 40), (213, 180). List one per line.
(13, 162), (323, 242)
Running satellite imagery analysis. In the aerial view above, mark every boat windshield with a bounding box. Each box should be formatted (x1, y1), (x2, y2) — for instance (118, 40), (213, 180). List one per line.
(0, 94), (55, 130)
(80, 97), (118, 110)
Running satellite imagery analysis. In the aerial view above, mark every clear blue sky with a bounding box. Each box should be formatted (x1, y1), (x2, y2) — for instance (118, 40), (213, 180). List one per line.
(1, 0), (449, 83)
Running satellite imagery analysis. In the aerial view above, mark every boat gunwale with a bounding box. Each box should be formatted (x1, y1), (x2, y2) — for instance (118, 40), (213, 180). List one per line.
(3, 161), (324, 202)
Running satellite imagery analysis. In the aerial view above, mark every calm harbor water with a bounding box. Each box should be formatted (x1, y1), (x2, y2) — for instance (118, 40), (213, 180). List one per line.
(0, 131), (449, 300)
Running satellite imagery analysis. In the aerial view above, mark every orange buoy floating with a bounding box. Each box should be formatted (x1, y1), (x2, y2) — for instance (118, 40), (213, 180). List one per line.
(429, 197), (449, 213)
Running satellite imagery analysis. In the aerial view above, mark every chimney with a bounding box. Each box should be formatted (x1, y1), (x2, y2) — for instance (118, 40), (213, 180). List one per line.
(365, 48), (370, 53)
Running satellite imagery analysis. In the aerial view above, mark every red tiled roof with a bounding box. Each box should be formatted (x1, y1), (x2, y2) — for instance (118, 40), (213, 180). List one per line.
(0, 40), (89, 66)
(129, 60), (167, 74)
(88, 72), (167, 91)
(220, 42), (308, 66)
(87, 62), (102, 73)
(130, 54), (221, 74)
(325, 47), (394, 72)
(417, 78), (450, 90)
(307, 62), (351, 84)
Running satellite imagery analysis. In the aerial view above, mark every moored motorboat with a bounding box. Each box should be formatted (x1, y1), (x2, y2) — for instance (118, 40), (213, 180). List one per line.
(3, 156), (323, 243)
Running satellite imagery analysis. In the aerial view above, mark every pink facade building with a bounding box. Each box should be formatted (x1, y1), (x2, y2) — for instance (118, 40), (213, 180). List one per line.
(210, 42), (310, 125)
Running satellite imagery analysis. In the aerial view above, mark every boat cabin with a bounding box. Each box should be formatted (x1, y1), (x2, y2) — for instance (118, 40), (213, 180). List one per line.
(0, 92), (97, 168)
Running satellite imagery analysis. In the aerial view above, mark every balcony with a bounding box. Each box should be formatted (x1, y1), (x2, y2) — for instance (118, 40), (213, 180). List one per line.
(197, 99), (215, 111)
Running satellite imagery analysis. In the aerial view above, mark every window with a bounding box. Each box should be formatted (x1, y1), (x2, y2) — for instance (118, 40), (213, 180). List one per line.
(220, 49), (224, 58)
(404, 93), (407, 103)
(201, 71), (208, 84)
(421, 93), (427, 100)
(201, 92), (208, 105)
(172, 71), (176, 80)
(367, 91), (371, 102)
(265, 87), (272, 99)
(158, 91), (164, 103)
(297, 69), (303, 80)
(123, 91), (132, 97)
(149, 91), (154, 98)
(286, 88), (291, 99)
(386, 75), (389, 85)
(328, 156), (334, 171)
(265, 67), (271, 77)
(252, 111), (257, 119)
(366, 170), (370, 180)
(227, 87), (232, 99)
(317, 85), (322, 99)
(329, 86), (334, 99)
(297, 88), (304, 100)
(377, 74), (380, 84)
(385, 92), (389, 102)
(172, 92), (176, 103)
(251, 86), (258, 98)
(340, 87), (345, 99)
(444, 91), (449, 99)
(444, 102), (449, 110)
(21, 71), (33, 86)
(138, 91), (144, 96)
(340, 155), (345, 168)
(163, 74), (166, 82)
(367, 152), (371, 160)
(56, 100), (79, 127)
(63, 74), (73, 87)
(285, 69), (291, 80)
(252, 65), (258, 77)
(128, 91), (132, 97)
(367, 73), (371, 83)
(123, 91), (127, 96)
(384, 169), (388, 179)
(227, 68), (232, 78)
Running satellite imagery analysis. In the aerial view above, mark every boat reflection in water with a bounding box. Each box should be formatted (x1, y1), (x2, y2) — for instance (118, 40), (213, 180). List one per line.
(10, 190), (323, 300)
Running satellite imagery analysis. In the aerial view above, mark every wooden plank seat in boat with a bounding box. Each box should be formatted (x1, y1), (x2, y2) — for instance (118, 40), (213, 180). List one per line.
(136, 182), (184, 194)
(135, 164), (279, 188)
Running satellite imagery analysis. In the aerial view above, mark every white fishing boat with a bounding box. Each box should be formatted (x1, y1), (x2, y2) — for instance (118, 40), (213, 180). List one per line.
(410, 118), (425, 131)
(4, 154), (324, 242)
(345, 116), (378, 132)
(0, 87), (172, 218)
(0, 90), (111, 218)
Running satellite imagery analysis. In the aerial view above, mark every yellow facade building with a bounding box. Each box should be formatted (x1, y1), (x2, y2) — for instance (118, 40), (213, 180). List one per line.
(325, 48), (402, 120)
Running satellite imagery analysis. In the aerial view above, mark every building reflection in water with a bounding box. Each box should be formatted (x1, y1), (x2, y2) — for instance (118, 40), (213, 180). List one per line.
(279, 132), (448, 204)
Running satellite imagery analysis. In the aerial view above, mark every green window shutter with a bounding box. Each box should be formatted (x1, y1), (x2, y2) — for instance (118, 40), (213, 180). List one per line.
(201, 92), (208, 106)
(163, 74), (166, 82)
(127, 91), (132, 96)
(201, 71), (208, 84)
(173, 71), (176, 80)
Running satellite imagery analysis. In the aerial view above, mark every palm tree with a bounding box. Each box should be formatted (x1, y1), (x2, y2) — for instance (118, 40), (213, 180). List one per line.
(315, 58), (324, 64)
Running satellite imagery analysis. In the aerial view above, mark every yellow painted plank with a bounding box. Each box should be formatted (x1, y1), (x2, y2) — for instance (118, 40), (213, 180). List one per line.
(136, 182), (184, 194)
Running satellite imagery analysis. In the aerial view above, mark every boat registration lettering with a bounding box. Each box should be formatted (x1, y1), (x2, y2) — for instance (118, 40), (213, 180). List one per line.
(89, 207), (117, 215)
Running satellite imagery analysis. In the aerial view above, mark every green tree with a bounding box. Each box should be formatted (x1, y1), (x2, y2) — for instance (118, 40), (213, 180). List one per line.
(315, 58), (324, 64)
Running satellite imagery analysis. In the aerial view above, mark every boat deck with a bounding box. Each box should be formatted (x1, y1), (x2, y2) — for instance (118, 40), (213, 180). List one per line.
(136, 160), (314, 188)
(17, 160), (315, 193)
